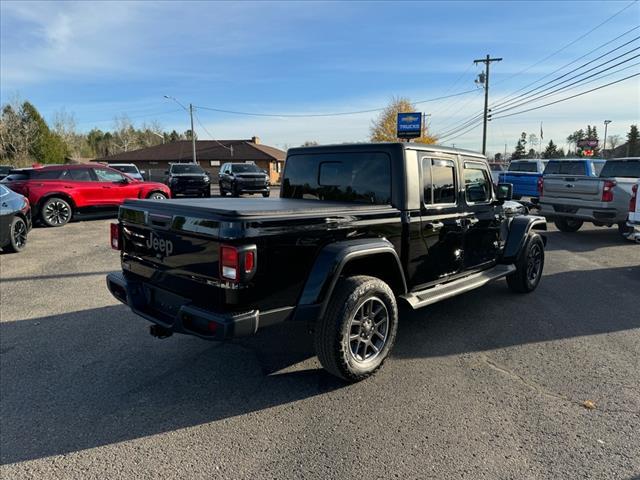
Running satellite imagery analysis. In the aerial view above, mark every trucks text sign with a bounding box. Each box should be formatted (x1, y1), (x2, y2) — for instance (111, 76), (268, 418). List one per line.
(397, 112), (422, 139)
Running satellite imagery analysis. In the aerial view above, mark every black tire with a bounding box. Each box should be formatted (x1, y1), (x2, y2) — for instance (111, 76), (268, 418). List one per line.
(202, 189), (211, 198)
(507, 233), (545, 293)
(315, 275), (398, 382)
(232, 184), (240, 197)
(262, 191), (270, 198)
(4, 216), (28, 253)
(617, 222), (632, 237)
(554, 218), (583, 232)
(147, 191), (168, 200)
(40, 197), (72, 227)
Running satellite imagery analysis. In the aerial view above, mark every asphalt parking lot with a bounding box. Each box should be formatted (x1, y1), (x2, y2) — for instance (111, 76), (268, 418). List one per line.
(1, 219), (638, 479)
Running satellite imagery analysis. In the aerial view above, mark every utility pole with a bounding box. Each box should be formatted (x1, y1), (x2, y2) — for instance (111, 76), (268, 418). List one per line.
(603, 120), (612, 158)
(164, 95), (197, 163)
(473, 54), (502, 155)
(189, 103), (197, 164)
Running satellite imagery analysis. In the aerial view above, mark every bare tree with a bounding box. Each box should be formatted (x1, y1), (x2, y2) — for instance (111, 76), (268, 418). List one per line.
(138, 121), (165, 148)
(607, 134), (622, 150)
(112, 115), (138, 153)
(0, 98), (39, 166)
(52, 108), (85, 158)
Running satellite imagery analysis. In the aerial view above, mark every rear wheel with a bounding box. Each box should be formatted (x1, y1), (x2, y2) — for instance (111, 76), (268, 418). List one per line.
(315, 275), (398, 382)
(554, 218), (583, 232)
(507, 233), (545, 293)
(262, 191), (270, 198)
(41, 197), (72, 227)
(232, 184), (240, 197)
(5, 216), (28, 252)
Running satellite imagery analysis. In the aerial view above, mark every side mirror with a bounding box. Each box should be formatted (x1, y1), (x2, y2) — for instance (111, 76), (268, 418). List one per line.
(496, 183), (513, 201)
(140, 170), (146, 175)
(115, 177), (129, 184)
(164, 170), (169, 175)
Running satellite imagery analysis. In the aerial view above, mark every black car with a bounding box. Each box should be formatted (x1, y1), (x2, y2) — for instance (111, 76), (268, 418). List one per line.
(0, 165), (15, 181)
(218, 162), (270, 197)
(0, 184), (31, 253)
(165, 163), (210, 197)
(107, 143), (546, 381)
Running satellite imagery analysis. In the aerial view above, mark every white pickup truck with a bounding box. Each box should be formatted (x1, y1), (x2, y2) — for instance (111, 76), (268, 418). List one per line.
(627, 178), (640, 242)
(539, 158), (640, 238)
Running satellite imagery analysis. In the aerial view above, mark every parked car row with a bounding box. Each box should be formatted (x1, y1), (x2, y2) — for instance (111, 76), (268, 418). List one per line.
(0, 184), (31, 253)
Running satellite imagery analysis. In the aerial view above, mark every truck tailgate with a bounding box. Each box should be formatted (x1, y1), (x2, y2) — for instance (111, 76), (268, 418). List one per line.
(543, 176), (603, 202)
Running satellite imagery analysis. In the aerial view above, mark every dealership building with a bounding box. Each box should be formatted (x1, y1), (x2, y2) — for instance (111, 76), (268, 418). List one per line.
(93, 137), (286, 184)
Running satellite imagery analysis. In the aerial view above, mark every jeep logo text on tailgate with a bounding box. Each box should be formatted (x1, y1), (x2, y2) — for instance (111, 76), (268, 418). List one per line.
(146, 231), (174, 257)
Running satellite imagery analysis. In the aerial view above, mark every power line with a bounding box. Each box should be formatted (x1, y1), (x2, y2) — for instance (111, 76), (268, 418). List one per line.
(492, 0), (638, 88)
(490, 52), (640, 116)
(192, 111), (234, 153)
(491, 24), (640, 107)
(194, 89), (478, 118)
(490, 72), (640, 120)
(492, 41), (640, 111)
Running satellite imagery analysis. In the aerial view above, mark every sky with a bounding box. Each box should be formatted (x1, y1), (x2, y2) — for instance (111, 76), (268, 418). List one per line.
(1, 0), (639, 156)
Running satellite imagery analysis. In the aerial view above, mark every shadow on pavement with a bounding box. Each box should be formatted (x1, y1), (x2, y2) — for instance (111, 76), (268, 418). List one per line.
(1, 266), (638, 465)
(544, 226), (631, 253)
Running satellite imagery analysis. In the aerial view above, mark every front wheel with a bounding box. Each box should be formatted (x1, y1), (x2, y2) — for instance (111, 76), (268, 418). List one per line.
(617, 222), (633, 238)
(507, 233), (545, 293)
(554, 218), (583, 232)
(147, 192), (168, 200)
(315, 275), (398, 382)
(41, 197), (72, 227)
(4, 216), (28, 252)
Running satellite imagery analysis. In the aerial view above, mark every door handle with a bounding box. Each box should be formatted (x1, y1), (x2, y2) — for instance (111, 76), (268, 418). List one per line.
(425, 221), (444, 230)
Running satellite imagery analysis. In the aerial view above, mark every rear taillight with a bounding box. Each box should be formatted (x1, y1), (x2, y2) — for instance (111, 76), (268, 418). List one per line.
(219, 244), (257, 283)
(537, 177), (544, 196)
(110, 223), (120, 250)
(630, 184), (638, 212)
(602, 180), (616, 202)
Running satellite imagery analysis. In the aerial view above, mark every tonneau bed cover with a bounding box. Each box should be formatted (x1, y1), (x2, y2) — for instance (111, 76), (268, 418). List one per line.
(123, 197), (396, 219)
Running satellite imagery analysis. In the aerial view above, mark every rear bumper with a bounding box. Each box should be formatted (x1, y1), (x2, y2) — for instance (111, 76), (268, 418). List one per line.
(106, 272), (294, 340)
(539, 203), (625, 224)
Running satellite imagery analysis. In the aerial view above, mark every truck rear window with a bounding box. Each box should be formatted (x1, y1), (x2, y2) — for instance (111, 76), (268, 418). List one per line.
(282, 152), (391, 204)
(544, 161), (586, 175)
(508, 162), (539, 172)
(599, 159), (640, 178)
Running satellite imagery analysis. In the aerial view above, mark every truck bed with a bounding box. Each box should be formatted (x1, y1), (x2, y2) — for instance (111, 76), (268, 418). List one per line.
(124, 197), (396, 220)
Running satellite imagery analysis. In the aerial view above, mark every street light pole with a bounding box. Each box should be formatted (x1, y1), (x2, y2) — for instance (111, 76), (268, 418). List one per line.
(603, 120), (612, 158)
(164, 95), (197, 164)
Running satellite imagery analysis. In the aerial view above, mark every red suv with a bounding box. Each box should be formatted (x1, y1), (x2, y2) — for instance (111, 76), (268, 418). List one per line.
(2, 164), (171, 227)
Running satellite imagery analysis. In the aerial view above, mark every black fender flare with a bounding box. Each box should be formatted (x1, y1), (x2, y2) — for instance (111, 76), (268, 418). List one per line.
(501, 215), (547, 263)
(294, 238), (406, 325)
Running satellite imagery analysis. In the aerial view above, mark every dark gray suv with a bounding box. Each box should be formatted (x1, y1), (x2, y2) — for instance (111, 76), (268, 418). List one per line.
(218, 162), (270, 197)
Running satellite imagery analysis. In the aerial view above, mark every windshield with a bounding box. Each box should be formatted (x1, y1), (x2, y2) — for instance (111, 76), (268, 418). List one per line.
(230, 164), (261, 173)
(599, 159), (640, 178)
(112, 165), (139, 174)
(171, 164), (205, 174)
(282, 152), (391, 204)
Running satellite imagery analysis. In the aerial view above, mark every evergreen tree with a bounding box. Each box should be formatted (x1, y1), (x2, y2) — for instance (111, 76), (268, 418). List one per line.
(627, 124), (639, 157)
(22, 101), (67, 164)
(543, 140), (559, 159)
(511, 132), (527, 159)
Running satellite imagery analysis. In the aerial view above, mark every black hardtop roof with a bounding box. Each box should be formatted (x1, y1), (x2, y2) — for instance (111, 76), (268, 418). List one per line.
(287, 142), (486, 160)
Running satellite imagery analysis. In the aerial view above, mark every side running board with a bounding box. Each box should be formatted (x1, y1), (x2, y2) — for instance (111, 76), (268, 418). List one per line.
(401, 264), (516, 310)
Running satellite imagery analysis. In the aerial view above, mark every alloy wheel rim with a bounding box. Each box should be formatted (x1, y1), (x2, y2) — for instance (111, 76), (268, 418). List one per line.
(13, 220), (27, 248)
(526, 243), (542, 282)
(348, 297), (389, 363)
(44, 201), (70, 225)
(151, 194), (166, 199)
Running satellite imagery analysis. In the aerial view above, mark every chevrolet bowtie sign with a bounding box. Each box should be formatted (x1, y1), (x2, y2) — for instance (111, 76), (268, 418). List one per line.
(397, 112), (422, 139)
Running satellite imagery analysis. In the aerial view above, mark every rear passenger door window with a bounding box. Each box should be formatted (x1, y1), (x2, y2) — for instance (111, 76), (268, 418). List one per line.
(423, 158), (457, 205)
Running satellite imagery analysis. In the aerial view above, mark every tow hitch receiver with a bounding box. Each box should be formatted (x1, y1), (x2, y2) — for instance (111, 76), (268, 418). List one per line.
(150, 324), (173, 339)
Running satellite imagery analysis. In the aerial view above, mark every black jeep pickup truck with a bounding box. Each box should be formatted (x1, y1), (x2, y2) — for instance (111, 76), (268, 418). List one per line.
(107, 143), (546, 381)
